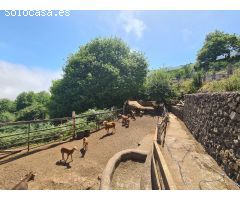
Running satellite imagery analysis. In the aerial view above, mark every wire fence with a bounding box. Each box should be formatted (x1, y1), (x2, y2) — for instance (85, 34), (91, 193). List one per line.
(0, 109), (122, 157)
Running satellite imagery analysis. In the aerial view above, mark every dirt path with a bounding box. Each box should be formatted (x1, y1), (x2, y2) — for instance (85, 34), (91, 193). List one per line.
(0, 116), (157, 190)
(161, 113), (239, 190)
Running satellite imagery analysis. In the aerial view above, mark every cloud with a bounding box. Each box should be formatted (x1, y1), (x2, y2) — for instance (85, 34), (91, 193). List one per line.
(0, 60), (62, 100)
(118, 11), (146, 39)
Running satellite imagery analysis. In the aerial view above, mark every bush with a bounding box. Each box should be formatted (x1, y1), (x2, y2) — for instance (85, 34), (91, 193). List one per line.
(16, 104), (48, 121)
(199, 69), (240, 92)
(0, 112), (16, 122)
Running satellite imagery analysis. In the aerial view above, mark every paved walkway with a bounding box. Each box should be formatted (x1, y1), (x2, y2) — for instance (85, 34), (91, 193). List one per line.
(160, 113), (239, 190)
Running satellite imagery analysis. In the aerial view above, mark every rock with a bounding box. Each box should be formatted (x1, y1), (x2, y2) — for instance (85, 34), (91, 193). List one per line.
(230, 111), (240, 121)
(236, 105), (240, 114)
(228, 102), (237, 109)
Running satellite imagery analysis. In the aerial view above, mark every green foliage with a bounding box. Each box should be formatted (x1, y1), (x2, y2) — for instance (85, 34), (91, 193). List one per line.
(0, 99), (16, 122)
(16, 104), (48, 121)
(49, 37), (148, 118)
(0, 112), (16, 122)
(14, 91), (50, 121)
(199, 69), (240, 92)
(0, 99), (16, 113)
(15, 91), (36, 111)
(172, 79), (196, 99)
(144, 69), (173, 102)
(167, 64), (194, 80)
(0, 108), (116, 149)
(192, 71), (203, 89)
(197, 30), (240, 71)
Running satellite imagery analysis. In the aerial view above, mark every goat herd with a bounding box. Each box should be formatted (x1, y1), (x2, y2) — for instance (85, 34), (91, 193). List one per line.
(11, 109), (144, 190)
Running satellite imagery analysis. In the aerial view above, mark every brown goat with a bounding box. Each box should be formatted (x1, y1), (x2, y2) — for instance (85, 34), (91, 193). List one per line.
(119, 114), (130, 126)
(12, 171), (35, 190)
(83, 137), (89, 151)
(61, 146), (77, 162)
(103, 121), (116, 134)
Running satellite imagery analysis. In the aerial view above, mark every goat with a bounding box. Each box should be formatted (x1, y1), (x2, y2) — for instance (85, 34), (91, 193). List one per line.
(12, 171), (35, 190)
(61, 146), (77, 162)
(139, 110), (144, 117)
(129, 110), (136, 120)
(103, 121), (116, 134)
(117, 113), (123, 121)
(119, 114), (130, 126)
(83, 137), (89, 151)
(125, 118), (130, 128)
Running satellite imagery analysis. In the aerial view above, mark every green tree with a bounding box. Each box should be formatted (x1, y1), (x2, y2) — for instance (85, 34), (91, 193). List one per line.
(14, 91), (50, 121)
(192, 72), (203, 90)
(49, 37), (148, 117)
(0, 112), (16, 122)
(144, 69), (173, 103)
(15, 91), (36, 111)
(16, 104), (48, 121)
(0, 98), (16, 113)
(197, 30), (240, 71)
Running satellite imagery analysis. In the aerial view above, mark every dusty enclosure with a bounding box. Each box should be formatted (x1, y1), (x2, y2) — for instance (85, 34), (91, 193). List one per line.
(0, 115), (157, 190)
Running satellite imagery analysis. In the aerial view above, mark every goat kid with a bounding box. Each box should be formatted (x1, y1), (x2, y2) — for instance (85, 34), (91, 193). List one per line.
(83, 137), (89, 151)
(61, 146), (77, 162)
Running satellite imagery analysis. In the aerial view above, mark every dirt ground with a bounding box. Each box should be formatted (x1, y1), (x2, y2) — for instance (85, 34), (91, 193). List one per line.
(161, 113), (239, 190)
(0, 115), (157, 190)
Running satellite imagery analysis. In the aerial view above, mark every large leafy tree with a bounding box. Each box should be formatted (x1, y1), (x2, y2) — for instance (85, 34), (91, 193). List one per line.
(49, 37), (148, 117)
(144, 69), (173, 103)
(197, 30), (240, 71)
(15, 91), (36, 111)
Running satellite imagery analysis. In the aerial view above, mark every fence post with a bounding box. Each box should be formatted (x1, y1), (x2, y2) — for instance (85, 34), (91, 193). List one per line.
(27, 123), (30, 152)
(72, 111), (76, 139)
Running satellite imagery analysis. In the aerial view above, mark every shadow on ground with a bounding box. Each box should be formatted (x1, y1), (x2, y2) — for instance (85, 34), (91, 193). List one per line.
(99, 132), (114, 140)
(55, 160), (72, 169)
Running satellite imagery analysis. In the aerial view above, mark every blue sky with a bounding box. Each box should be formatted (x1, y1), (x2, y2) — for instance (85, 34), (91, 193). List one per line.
(0, 10), (240, 99)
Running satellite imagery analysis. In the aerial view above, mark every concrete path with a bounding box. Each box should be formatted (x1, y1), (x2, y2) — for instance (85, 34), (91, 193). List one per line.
(160, 113), (239, 190)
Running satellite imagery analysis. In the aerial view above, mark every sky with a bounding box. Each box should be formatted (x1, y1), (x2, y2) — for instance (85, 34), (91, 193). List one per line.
(0, 10), (240, 99)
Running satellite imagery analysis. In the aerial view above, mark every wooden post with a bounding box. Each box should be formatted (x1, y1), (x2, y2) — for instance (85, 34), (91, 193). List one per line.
(72, 111), (76, 139)
(27, 123), (30, 152)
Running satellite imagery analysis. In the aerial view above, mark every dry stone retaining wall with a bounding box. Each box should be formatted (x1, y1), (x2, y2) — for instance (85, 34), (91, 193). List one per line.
(183, 92), (240, 184)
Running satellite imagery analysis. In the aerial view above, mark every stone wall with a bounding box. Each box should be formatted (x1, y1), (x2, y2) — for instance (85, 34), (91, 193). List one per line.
(183, 92), (240, 184)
